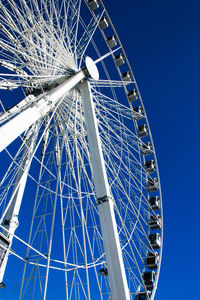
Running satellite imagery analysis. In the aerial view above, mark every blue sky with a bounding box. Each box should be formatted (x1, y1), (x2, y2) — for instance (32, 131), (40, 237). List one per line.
(0, 0), (199, 299)
(109, 0), (199, 298)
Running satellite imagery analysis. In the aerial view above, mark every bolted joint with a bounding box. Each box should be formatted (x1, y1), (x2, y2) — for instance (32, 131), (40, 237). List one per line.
(97, 195), (113, 205)
(0, 282), (6, 289)
(99, 267), (108, 276)
(9, 216), (19, 230)
(82, 66), (90, 79)
(3, 220), (10, 226)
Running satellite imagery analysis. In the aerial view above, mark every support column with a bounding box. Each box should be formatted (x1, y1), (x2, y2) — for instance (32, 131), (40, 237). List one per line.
(0, 123), (39, 284)
(0, 70), (85, 152)
(80, 80), (130, 300)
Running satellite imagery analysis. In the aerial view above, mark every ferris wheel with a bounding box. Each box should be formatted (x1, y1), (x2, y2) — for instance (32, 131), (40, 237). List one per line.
(0, 0), (163, 299)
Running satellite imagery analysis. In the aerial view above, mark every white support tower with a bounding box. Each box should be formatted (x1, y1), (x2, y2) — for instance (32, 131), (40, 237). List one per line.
(0, 122), (40, 284)
(81, 80), (130, 300)
(0, 57), (130, 298)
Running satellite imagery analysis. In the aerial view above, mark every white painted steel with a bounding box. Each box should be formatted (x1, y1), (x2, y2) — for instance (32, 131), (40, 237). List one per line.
(80, 80), (109, 199)
(0, 123), (39, 283)
(41, 137), (61, 300)
(0, 0), (163, 298)
(0, 70), (85, 152)
(85, 56), (99, 80)
(80, 80), (130, 300)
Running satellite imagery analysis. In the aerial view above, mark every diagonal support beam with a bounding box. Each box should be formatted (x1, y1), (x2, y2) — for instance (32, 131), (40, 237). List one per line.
(0, 122), (40, 284)
(0, 70), (86, 152)
(80, 80), (130, 300)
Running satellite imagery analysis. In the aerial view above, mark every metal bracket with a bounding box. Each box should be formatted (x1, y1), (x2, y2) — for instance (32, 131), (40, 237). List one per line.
(3, 220), (9, 226)
(97, 195), (109, 205)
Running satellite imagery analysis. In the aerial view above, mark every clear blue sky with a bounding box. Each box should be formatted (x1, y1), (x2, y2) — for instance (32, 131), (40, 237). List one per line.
(109, 0), (199, 298)
(1, 0), (200, 299)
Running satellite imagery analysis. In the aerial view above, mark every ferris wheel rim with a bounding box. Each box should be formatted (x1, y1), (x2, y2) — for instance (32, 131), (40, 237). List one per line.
(0, 1), (163, 299)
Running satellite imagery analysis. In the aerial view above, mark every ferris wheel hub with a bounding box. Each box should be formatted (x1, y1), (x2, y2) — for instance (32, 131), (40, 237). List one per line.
(85, 56), (99, 80)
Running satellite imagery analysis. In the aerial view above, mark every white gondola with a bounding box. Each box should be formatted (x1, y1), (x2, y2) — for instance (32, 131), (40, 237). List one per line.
(127, 89), (138, 102)
(141, 142), (152, 155)
(149, 214), (161, 230)
(99, 17), (109, 30)
(143, 271), (156, 291)
(146, 252), (159, 270)
(138, 124), (148, 138)
(107, 36), (118, 48)
(122, 71), (131, 81)
(145, 160), (155, 173)
(146, 178), (158, 192)
(149, 196), (160, 211)
(149, 233), (161, 249)
(115, 53), (125, 66)
(88, 0), (99, 10)
(133, 106), (143, 120)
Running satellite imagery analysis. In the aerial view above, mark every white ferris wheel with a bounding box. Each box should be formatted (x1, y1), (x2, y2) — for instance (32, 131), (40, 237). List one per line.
(0, 0), (163, 299)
